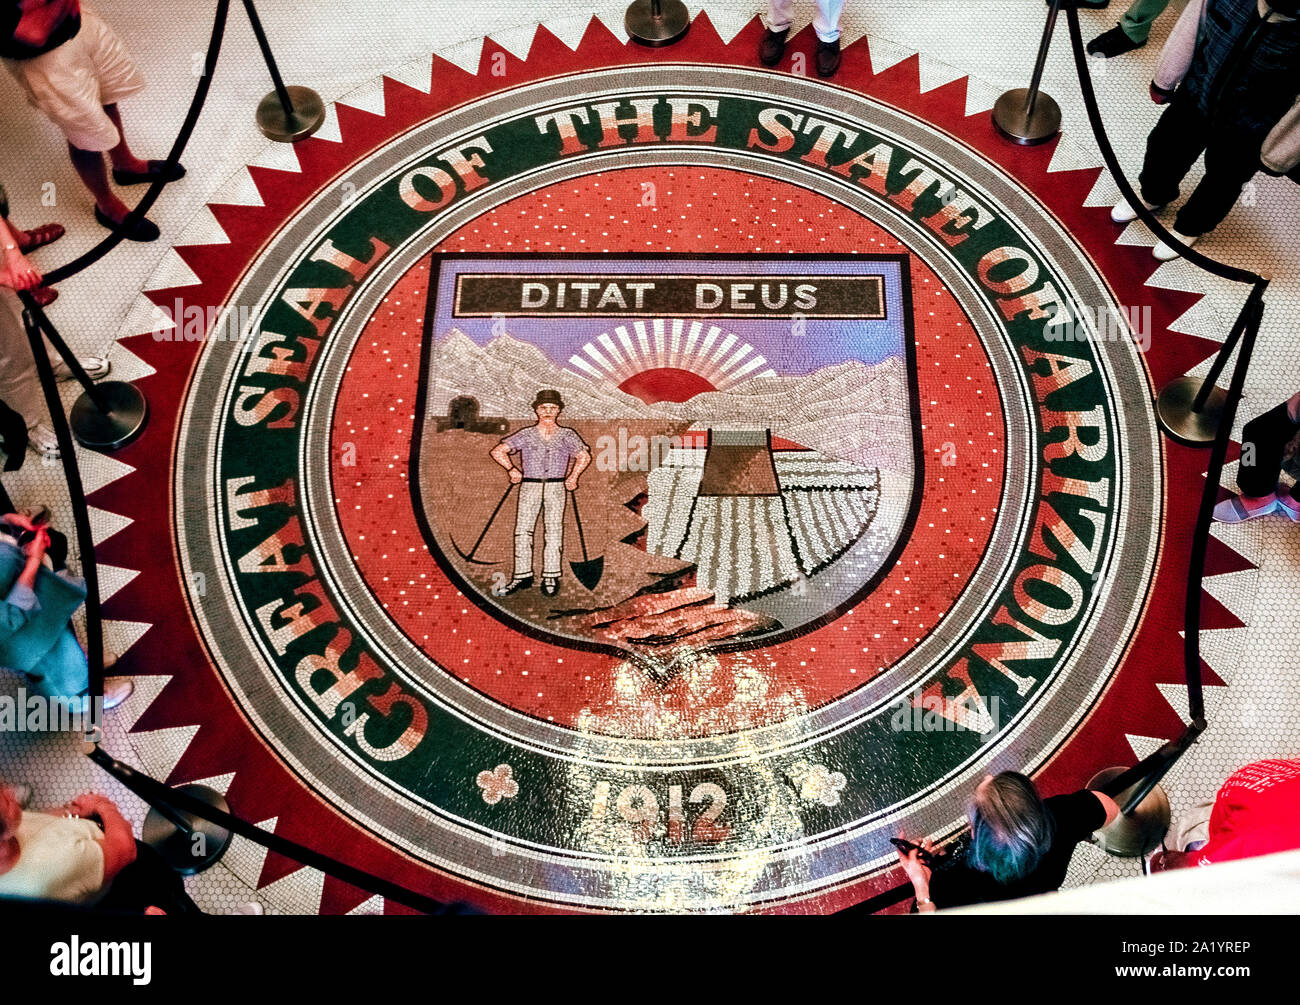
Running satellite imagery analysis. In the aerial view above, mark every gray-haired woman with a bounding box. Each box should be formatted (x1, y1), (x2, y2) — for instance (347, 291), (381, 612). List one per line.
(897, 772), (1120, 912)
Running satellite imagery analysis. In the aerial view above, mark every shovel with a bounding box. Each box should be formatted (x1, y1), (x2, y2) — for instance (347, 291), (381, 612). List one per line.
(567, 489), (604, 591)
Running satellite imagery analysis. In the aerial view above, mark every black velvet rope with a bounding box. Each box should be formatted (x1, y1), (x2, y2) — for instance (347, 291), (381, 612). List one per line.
(1064, 4), (1268, 732)
(88, 748), (456, 914)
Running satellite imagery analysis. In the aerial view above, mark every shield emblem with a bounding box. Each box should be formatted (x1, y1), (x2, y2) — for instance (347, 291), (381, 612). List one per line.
(412, 253), (922, 653)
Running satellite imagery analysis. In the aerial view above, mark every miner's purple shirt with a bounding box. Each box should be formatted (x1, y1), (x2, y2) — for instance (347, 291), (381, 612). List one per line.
(501, 424), (588, 479)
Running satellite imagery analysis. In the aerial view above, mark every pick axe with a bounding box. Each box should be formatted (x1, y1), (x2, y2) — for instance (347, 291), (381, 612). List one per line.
(450, 482), (516, 565)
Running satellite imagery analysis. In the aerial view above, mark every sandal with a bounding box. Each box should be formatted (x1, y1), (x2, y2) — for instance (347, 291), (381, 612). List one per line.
(28, 285), (58, 308)
(16, 222), (65, 253)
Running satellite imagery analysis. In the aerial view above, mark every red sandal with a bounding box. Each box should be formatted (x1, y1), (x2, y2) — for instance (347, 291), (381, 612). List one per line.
(16, 222), (65, 253)
(28, 285), (58, 308)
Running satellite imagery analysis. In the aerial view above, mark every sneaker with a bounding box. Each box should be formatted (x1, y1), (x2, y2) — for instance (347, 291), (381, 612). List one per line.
(1213, 493), (1278, 523)
(816, 38), (842, 78)
(51, 356), (110, 382)
(26, 421), (60, 459)
(499, 576), (534, 596)
(758, 27), (789, 66)
(1087, 25), (1145, 58)
(1111, 195), (1162, 224)
(1153, 229), (1200, 261)
(1276, 493), (1300, 522)
(541, 576), (560, 597)
(102, 677), (134, 711)
(235, 902), (265, 915)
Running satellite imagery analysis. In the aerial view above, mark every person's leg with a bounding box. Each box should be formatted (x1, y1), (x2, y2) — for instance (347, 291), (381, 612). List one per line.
(67, 143), (131, 222)
(1237, 402), (1298, 497)
(541, 482), (566, 580)
(1137, 96), (1209, 208)
(100, 104), (149, 175)
(1120, 0), (1171, 43)
(760, 0), (795, 65)
(1285, 393), (1300, 513)
(766, 0), (795, 33)
(813, 0), (845, 42)
(512, 482), (542, 582)
(1171, 131), (1264, 237)
(0, 291), (44, 427)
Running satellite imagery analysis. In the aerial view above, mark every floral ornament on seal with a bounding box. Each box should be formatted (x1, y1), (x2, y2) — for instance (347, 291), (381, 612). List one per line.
(787, 760), (848, 807)
(476, 764), (520, 805)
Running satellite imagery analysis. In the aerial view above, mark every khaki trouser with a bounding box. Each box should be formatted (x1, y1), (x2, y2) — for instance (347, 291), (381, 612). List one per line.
(0, 290), (42, 425)
(514, 481), (566, 579)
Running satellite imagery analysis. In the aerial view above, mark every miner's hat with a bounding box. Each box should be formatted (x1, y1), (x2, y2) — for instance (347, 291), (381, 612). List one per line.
(532, 389), (564, 410)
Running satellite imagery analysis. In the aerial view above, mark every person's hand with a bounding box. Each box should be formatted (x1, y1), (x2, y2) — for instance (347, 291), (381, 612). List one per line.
(23, 526), (50, 561)
(508, 468), (522, 484)
(1149, 81), (1175, 105)
(3, 512), (37, 533)
(65, 793), (110, 818)
(895, 835), (936, 887)
(0, 250), (42, 291)
(565, 475), (579, 492)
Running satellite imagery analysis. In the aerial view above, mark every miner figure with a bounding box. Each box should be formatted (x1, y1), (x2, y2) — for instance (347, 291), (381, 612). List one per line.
(490, 390), (591, 597)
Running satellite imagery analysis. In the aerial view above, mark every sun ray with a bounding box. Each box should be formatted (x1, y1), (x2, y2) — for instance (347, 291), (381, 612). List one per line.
(570, 319), (769, 403)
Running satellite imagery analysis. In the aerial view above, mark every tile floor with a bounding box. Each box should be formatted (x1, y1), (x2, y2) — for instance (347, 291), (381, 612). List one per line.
(0, 0), (1296, 913)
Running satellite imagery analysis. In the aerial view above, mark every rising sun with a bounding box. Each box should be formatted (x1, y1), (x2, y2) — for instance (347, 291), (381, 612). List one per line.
(565, 318), (775, 404)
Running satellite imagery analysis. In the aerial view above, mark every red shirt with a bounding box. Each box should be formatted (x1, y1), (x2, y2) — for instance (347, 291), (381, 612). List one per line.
(1193, 759), (1300, 866)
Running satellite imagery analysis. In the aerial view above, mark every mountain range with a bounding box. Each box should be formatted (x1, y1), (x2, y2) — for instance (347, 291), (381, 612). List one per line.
(429, 330), (915, 471)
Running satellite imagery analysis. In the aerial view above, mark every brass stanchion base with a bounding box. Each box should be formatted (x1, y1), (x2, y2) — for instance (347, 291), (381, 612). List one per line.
(992, 88), (1062, 145)
(256, 85), (326, 143)
(625, 0), (691, 47)
(70, 380), (148, 453)
(142, 784), (233, 875)
(1156, 374), (1227, 447)
(1087, 767), (1171, 858)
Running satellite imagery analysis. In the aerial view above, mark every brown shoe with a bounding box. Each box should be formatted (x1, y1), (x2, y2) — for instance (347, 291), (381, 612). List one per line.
(816, 39), (841, 78)
(759, 28), (789, 66)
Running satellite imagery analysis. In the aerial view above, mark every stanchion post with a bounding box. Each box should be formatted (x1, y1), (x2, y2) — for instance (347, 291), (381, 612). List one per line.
(1088, 720), (1205, 858)
(141, 783), (234, 875)
(625, 0), (691, 47)
(19, 293), (149, 452)
(1155, 288), (1264, 447)
(243, 0), (325, 142)
(993, 0), (1063, 145)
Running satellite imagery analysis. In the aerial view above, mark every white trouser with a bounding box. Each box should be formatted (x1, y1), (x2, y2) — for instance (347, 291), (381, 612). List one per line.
(767, 0), (844, 42)
(514, 481), (566, 579)
(0, 290), (43, 425)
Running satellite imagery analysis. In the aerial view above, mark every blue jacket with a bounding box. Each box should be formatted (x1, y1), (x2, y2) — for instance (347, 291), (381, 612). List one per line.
(0, 539), (88, 694)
